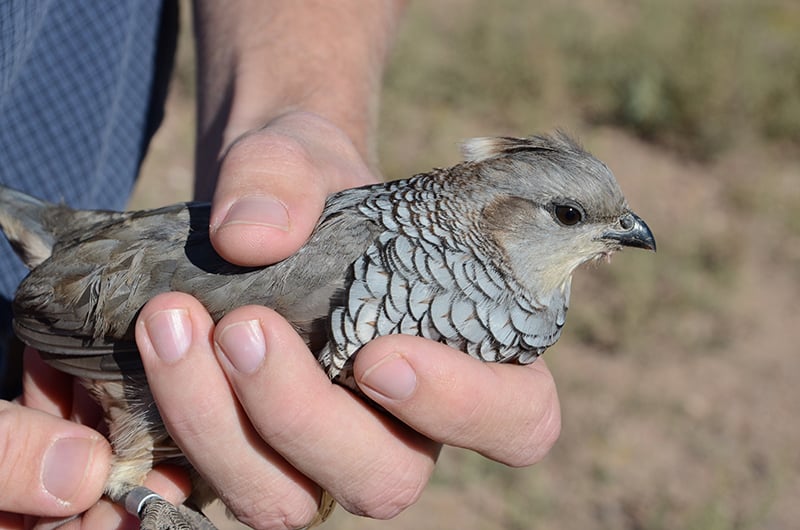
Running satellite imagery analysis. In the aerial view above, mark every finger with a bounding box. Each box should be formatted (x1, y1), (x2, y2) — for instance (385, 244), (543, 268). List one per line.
(68, 380), (104, 432)
(0, 401), (111, 516)
(19, 349), (104, 436)
(135, 293), (321, 529)
(0, 511), (22, 529)
(208, 112), (377, 267)
(353, 336), (562, 467)
(213, 306), (439, 520)
(80, 465), (191, 530)
(20, 348), (73, 417)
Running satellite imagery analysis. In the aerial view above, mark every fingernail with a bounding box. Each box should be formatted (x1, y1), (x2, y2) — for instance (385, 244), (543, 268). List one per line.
(215, 320), (266, 374)
(42, 437), (99, 503)
(359, 353), (417, 401)
(144, 309), (192, 363)
(217, 196), (289, 232)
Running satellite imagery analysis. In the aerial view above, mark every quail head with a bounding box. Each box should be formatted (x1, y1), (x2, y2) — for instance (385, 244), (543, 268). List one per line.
(0, 132), (655, 529)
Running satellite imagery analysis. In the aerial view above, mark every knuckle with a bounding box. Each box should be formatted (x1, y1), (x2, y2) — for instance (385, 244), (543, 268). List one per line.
(281, 503), (324, 530)
(508, 406), (562, 467)
(351, 480), (425, 520)
(448, 395), (492, 440)
(341, 459), (427, 520)
(502, 374), (562, 467)
(229, 488), (319, 530)
(537, 403), (563, 454)
(225, 130), (316, 181)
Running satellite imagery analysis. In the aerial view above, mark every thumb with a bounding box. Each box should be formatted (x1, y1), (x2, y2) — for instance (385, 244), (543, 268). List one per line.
(0, 400), (111, 516)
(207, 111), (377, 267)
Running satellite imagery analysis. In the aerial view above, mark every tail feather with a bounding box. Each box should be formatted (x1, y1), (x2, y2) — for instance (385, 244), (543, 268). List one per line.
(0, 185), (59, 269)
(0, 185), (130, 269)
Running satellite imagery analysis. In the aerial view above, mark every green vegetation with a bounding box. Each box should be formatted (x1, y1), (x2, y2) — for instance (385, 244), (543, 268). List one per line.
(380, 0), (800, 169)
(564, 0), (800, 157)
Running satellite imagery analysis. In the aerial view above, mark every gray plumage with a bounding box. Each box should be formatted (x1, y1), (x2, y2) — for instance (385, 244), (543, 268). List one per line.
(0, 132), (655, 528)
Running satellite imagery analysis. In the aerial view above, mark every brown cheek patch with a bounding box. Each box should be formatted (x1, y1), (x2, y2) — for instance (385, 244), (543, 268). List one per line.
(482, 195), (536, 237)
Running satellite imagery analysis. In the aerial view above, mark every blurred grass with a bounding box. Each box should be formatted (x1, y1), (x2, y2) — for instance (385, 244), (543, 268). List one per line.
(377, 0), (799, 359)
(562, 0), (800, 157)
(138, 1), (800, 529)
(379, 0), (800, 172)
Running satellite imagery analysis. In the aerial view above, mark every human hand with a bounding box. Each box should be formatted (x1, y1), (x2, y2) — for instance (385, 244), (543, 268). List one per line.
(0, 349), (189, 530)
(136, 300), (561, 529)
(133, 112), (561, 529)
(203, 111), (378, 266)
(141, 2), (559, 525)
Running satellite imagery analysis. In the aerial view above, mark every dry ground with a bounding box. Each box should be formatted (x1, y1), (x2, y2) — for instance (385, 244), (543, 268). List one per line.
(134, 2), (800, 529)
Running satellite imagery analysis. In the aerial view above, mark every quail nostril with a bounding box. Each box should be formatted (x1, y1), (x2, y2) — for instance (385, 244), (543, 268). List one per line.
(620, 213), (634, 230)
(602, 211), (656, 251)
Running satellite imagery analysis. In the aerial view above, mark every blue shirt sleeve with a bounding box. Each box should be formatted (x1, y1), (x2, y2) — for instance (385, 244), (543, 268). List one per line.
(0, 0), (178, 397)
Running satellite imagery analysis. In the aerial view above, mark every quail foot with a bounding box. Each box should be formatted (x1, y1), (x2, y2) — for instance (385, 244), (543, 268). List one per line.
(0, 133), (655, 529)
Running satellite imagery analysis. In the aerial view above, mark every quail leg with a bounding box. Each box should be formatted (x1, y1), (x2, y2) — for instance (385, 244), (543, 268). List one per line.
(125, 487), (219, 530)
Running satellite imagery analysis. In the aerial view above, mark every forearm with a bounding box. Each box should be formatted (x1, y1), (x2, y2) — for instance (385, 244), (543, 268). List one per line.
(192, 0), (406, 197)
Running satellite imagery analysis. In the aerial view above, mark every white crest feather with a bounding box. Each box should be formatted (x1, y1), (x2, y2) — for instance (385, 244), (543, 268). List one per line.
(461, 133), (572, 163)
(461, 137), (510, 162)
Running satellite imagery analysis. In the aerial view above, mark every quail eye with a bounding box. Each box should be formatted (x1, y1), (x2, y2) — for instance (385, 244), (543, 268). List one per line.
(554, 204), (583, 226)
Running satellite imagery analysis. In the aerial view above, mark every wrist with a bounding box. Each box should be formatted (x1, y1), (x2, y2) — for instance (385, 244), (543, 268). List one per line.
(192, 0), (406, 195)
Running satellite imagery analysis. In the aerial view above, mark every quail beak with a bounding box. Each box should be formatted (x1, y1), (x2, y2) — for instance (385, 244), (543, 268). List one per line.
(601, 212), (657, 251)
